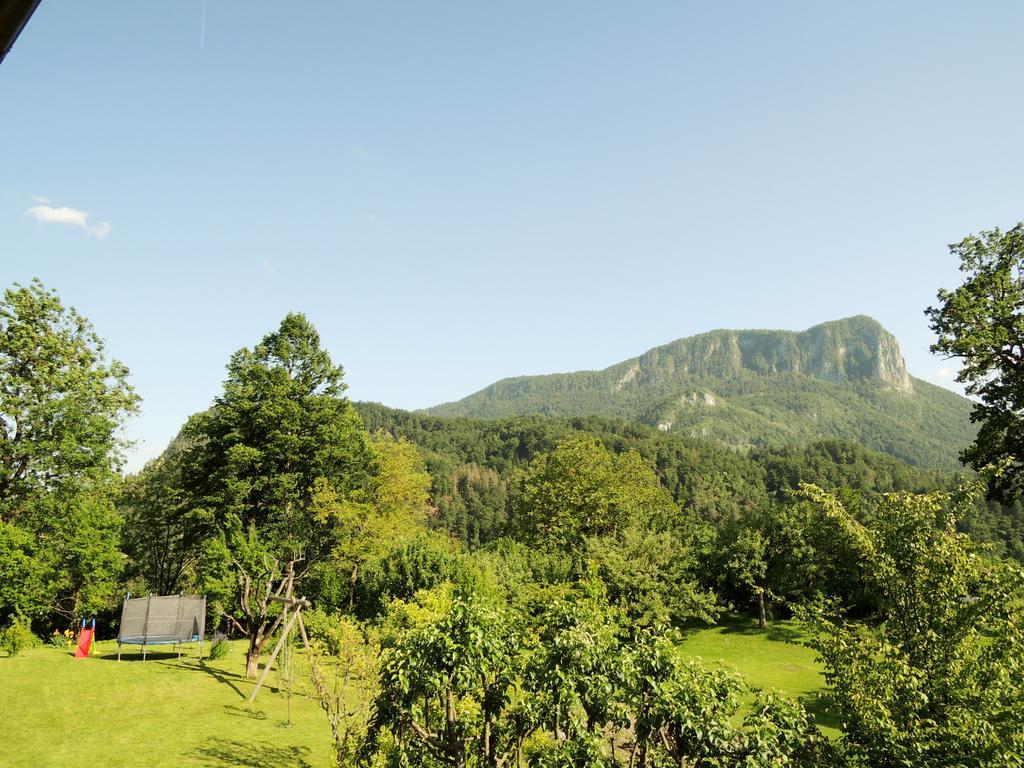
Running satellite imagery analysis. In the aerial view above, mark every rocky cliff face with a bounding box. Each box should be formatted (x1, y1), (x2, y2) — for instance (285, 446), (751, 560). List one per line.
(631, 316), (913, 394)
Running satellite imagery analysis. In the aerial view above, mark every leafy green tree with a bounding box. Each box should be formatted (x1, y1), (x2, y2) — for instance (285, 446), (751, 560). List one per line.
(0, 279), (138, 519)
(350, 531), (464, 619)
(585, 522), (719, 627)
(187, 312), (375, 677)
(0, 280), (137, 625)
(513, 435), (671, 549)
(803, 482), (1024, 766)
(368, 587), (525, 768)
(119, 430), (211, 594)
(523, 581), (623, 739)
(927, 223), (1024, 499)
(312, 432), (431, 611)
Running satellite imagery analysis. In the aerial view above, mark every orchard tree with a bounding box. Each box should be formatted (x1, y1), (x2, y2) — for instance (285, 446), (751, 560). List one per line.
(367, 587), (525, 768)
(0, 280), (138, 624)
(927, 222), (1024, 499)
(188, 312), (375, 677)
(803, 482), (1024, 766)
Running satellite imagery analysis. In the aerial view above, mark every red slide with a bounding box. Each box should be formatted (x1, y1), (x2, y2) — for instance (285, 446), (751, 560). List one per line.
(74, 618), (95, 659)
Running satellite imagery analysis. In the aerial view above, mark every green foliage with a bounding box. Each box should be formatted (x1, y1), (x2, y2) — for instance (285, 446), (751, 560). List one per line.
(621, 626), (829, 767)
(305, 612), (379, 767)
(0, 281), (136, 627)
(207, 636), (230, 660)
(523, 582), (623, 738)
(350, 532), (465, 619)
(312, 432), (433, 613)
(513, 434), (672, 548)
(368, 587), (522, 767)
(802, 484), (1024, 766)
(0, 615), (41, 656)
(186, 312), (376, 676)
(586, 522), (720, 627)
(0, 279), (138, 519)
(928, 222), (1024, 499)
(119, 430), (211, 595)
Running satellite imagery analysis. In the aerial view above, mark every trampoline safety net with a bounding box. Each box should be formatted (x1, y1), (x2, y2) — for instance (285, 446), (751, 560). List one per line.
(118, 594), (206, 646)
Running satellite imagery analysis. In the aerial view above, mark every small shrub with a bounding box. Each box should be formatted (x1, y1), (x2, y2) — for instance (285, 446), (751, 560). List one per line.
(0, 617), (41, 656)
(48, 628), (76, 649)
(208, 632), (230, 660)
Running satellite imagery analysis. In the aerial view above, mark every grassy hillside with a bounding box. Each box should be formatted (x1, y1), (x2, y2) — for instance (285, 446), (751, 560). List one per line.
(0, 640), (334, 768)
(426, 317), (975, 470)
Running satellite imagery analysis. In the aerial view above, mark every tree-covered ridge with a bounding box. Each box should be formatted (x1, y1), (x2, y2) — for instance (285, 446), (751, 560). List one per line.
(426, 316), (975, 470)
(354, 403), (1024, 559)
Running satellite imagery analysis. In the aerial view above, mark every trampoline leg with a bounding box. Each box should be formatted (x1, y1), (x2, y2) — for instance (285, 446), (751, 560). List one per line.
(117, 643), (122, 662)
(143, 643), (147, 661)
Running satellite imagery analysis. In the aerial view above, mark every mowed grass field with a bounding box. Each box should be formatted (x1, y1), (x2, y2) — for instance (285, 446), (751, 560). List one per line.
(679, 614), (839, 738)
(0, 618), (834, 767)
(0, 639), (335, 768)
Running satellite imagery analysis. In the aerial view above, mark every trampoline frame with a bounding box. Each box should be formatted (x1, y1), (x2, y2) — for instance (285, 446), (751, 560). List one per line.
(116, 593), (206, 661)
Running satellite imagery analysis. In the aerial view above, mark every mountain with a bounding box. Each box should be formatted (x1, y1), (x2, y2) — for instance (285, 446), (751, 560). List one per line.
(425, 316), (975, 470)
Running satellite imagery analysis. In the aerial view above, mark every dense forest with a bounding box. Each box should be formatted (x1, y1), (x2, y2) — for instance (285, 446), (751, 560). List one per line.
(356, 403), (1024, 559)
(3, 224), (1024, 768)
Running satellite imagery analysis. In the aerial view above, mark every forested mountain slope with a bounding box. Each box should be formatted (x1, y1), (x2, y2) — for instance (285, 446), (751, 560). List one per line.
(426, 316), (974, 470)
(356, 404), (1023, 559)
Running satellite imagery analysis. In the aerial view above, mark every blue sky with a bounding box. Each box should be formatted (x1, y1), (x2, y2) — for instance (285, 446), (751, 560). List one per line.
(3, 2), (1022, 471)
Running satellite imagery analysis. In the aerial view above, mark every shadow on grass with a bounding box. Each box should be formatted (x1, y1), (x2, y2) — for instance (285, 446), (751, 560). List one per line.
(193, 660), (250, 699)
(715, 614), (807, 645)
(223, 703), (267, 720)
(97, 650), (184, 662)
(804, 692), (843, 735)
(195, 738), (313, 767)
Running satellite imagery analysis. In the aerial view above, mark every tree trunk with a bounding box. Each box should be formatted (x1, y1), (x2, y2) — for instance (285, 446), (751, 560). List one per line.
(347, 562), (359, 612)
(245, 630), (266, 678)
(757, 588), (767, 631)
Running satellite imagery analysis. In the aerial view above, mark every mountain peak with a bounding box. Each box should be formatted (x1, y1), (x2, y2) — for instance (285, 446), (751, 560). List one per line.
(426, 316), (971, 468)
(642, 316), (912, 394)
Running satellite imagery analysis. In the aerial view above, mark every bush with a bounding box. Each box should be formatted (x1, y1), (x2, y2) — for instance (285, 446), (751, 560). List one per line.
(208, 632), (230, 660)
(0, 616), (41, 656)
(48, 628), (76, 649)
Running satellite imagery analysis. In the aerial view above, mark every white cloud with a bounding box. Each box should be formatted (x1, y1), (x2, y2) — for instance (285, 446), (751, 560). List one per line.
(88, 221), (111, 239)
(24, 200), (111, 239)
(936, 367), (953, 379)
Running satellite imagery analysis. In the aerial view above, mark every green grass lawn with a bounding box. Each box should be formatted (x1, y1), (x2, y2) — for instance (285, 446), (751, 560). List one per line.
(679, 614), (840, 738)
(0, 639), (335, 768)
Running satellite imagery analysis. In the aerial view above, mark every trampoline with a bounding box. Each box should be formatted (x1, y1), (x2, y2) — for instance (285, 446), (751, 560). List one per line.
(117, 594), (206, 660)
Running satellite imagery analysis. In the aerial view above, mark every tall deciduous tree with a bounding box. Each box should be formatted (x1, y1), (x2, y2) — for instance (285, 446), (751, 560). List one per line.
(0, 280), (138, 625)
(119, 430), (212, 595)
(188, 312), (374, 677)
(927, 223), (1024, 499)
(0, 279), (137, 520)
(310, 431), (432, 611)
